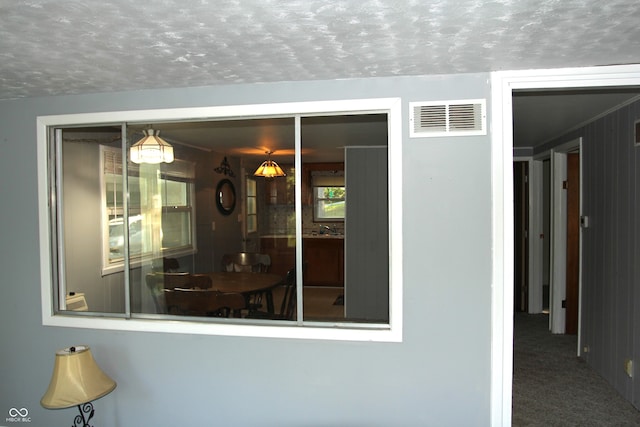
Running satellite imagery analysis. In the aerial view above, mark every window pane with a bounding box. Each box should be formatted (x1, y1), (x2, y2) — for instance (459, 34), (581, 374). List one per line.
(301, 114), (389, 323)
(314, 186), (346, 220)
(55, 131), (127, 314)
(50, 112), (391, 327)
(162, 179), (188, 206)
(162, 211), (191, 249)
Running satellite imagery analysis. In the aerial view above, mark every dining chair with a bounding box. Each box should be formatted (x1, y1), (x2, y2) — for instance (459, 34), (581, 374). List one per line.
(163, 257), (181, 272)
(221, 252), (272, 312)
(246, 268), (297, 320)
(163, 288), (245, 318)
(189, 273), (213, 289)
(146, 272), (211, 314)
(221, 252), (271, 273)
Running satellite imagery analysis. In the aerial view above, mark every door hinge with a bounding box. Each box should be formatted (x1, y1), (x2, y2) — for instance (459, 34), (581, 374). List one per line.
(561, 299), (567, 308)
(562, 180), (568, 189)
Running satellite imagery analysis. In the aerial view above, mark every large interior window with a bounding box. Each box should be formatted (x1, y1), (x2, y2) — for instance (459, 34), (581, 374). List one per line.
(39, 99), (402, 342)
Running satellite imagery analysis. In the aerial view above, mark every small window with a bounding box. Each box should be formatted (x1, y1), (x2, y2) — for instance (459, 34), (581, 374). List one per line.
(246, 178), (257, 233)
(312, 172), (345, 222)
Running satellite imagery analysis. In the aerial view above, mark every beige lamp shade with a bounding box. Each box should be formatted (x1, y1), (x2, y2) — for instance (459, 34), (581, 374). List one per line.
(130, 129), (174, 164)
(41, 345), (116, 409)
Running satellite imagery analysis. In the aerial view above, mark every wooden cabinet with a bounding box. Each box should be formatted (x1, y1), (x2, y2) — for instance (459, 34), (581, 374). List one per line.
(260, 236), (344, 287)
(303, 238), (344, 287)
(260, 237), (296, 277)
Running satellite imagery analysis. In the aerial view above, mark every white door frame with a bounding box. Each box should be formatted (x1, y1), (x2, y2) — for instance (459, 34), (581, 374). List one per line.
(490, 64), (640, 427)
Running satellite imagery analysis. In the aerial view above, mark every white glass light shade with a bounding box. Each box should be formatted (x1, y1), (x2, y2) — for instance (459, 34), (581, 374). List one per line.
(130, 129), (174, 164)
(254, 159), (286, 178)
(41, 345), (116, 409)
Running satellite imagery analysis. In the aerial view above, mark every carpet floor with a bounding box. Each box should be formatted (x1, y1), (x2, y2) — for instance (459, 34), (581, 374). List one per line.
(512, 313), (640, 426)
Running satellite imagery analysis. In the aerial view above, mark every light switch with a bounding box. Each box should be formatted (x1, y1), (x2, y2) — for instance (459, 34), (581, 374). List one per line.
(580, 215), (589, 228)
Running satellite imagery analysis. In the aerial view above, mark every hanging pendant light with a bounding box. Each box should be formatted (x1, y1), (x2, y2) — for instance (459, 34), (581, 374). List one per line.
(130, 129), (174, 164)
(254, 151), (286, 178)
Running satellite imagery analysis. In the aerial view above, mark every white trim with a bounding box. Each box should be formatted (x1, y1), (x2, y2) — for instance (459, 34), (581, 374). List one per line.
(490, 72), (514, 427)
(490, 64), (640, 427)
(38, 97), (403, 343)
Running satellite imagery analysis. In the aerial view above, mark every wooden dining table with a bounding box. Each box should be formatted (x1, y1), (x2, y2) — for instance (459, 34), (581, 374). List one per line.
(205, 271), (284, 314)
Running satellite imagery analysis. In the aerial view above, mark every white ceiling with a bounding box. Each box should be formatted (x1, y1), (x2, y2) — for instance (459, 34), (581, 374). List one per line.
(4, 0), (640, 148)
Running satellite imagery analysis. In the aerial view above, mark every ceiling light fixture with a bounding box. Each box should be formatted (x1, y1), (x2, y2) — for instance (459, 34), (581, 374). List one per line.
(41, 345), (116, 427)
(254, 151), (286, 178)
(130, 129), (174, 164)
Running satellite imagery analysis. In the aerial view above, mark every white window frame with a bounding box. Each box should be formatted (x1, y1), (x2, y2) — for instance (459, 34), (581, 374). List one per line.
(38, 98), (403, 342)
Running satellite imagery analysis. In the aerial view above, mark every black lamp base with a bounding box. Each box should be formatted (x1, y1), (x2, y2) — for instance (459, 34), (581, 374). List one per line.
(73, 402), (95, 427)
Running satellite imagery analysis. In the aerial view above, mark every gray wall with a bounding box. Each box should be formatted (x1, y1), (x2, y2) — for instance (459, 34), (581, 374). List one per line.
(0, 74), (493, 426)
(538, 101), (640, 409)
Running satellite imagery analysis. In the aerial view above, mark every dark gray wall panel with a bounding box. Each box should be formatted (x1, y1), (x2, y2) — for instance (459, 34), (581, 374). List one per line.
(345, 146), (389, 321)
(546, 101), (640, 408)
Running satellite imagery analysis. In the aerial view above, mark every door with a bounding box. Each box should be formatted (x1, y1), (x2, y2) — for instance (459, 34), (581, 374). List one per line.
(565, 152), (580, 334)
(514, 161), (529, 312)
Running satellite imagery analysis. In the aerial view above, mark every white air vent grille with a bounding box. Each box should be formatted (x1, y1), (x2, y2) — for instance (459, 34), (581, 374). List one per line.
(410, 99), (486, 137)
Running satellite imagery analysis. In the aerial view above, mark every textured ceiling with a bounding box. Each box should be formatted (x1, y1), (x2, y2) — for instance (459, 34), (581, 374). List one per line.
(2, 0), (640, 101)
(3, 0), (640, 148)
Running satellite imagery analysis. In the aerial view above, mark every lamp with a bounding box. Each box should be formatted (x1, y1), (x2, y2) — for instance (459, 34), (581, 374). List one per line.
(129, 129), (174, 164)
(254, 151), (286, 178)
(41, 345), (116, 427)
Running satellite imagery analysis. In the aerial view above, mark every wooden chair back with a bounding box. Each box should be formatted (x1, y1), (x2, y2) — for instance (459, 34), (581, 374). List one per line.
(221, 252), (271, 273)
(278, 268), (297, 320)
(164, 288), (245, 318)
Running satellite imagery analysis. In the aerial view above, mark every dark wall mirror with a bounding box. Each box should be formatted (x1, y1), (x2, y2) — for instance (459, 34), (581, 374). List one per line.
(216, 179), (236, 216)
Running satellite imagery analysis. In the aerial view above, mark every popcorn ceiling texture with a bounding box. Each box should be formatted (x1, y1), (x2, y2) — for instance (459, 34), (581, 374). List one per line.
(1, 0), (640, 100)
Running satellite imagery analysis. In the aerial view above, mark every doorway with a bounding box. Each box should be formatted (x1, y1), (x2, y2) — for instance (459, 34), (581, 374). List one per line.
(490, 64), (640, 425)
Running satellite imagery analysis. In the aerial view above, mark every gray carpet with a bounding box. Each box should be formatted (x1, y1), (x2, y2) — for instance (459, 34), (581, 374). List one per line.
(512, 313), (640, 426)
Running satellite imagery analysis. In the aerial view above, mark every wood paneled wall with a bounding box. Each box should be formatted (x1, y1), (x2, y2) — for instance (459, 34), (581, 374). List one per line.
(540, 100), (640, 408)
(344, 146), (389, 322)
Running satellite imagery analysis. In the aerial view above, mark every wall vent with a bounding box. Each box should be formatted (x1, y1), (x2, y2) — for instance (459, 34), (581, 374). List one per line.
(409, 99), (486, 138)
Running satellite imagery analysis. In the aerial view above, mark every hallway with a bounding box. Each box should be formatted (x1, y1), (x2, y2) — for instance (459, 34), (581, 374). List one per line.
(512, 313), (640, 426)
